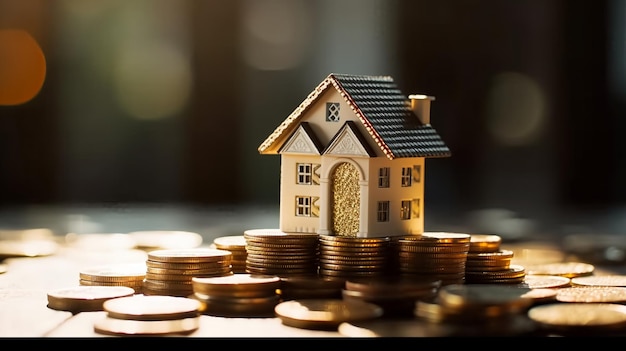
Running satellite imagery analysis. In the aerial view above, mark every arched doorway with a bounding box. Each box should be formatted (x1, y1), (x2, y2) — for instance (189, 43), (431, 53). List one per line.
(331, 162), (360, 237)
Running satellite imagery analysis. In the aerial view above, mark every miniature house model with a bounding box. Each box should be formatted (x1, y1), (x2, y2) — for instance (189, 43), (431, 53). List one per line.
(258, 73), (450, 238)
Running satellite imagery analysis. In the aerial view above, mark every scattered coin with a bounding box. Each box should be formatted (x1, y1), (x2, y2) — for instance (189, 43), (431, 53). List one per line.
(0, 263), (7, 274)
(47, 286), (136, 313)
(555, 286), (626, 303)
(0, 239), (59, 259)
(524, 262), (594, 278)
(102, 295), (201, 321)
(528, 303), (626, 335)
(274, 299), (383, 330)
(521, 274), (571, 289)
(571, 275), (626, 287)
(94, 316), (200, 336)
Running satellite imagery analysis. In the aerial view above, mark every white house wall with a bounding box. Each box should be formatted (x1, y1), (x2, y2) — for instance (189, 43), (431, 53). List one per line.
(366, 157), (425, 236)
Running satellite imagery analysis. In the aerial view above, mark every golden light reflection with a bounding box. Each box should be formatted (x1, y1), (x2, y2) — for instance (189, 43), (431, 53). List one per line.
(0, 29), (46, 105)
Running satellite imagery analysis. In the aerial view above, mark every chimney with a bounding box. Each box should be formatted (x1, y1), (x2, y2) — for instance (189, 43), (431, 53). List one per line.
(409, 94), (435, 125)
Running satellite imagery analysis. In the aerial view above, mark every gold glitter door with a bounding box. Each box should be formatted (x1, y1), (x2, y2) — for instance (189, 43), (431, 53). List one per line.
(331, 162), (360, 237)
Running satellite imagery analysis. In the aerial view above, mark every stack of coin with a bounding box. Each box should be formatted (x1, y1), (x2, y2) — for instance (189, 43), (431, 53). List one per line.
(279, 275), (345, 300)
(393, 232), (470, 285)
(47, 285), (136, 313)
(191, 273), (281, 317)
(342, 277), (441, 317)
(143, 248), (233, 297)
(414, 284), (537, 336)
(465, 234), (524, 284)
(243, 229), (319, 277)
(94, 295), (201, 336)
(318, 235), (390, 280)
(79, 263), (146, 294)
(212, 235), (247, 273)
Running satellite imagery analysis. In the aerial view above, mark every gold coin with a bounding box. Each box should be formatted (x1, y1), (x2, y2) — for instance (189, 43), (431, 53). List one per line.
(274, 299), (383, 330)
(192, 273), (280, 294)
(437, 283), (534, 310)
(528, 303), (626, 331)
(469, 234), (502, 253)
(522, 274), (571, 289)
(47, 286), (135, 312)
(571, 275), (626, 287)
(94, 316), (200, 336)
(213, 235), (246, 249)
(79, 263), (146, 283)
(0, 239), (58, 258)
(146, 260), (231, 270)
(147, 248), (232, 263)
(525, 262), (594, 278)
(556, 286), (626, 303)
(103, 295), (200, 321)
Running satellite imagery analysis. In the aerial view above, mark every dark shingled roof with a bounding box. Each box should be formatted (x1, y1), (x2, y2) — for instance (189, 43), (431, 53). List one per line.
(332, 73), (451, 158)
(259, 73), (451, 159)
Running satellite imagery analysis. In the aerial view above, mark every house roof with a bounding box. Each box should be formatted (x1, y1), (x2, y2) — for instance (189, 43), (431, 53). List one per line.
(258, 73), (451, 159)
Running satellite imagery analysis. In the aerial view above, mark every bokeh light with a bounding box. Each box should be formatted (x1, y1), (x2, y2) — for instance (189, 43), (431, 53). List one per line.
(241, 0), (313, 70)
(0, 29), (46, 105)
(113, 41), (191, 121)
(485, 72), (546, 146)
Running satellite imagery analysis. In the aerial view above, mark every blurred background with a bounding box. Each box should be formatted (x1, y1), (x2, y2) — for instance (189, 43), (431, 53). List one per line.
(1, 0), (626, 238)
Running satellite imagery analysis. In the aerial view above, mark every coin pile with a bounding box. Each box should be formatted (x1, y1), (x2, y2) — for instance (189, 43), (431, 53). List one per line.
(47, 285), (136, 313)
(393, 232), (470, 285)
(79, 263), (146, 294)
(143, 248), (233, 297)
(318, 235), (390, 280)
(191, 273), (281, 317)
(342, 277), (441, 318)
(278, 275), (345, 300)
(94, 295), (201, 336)
(414, 283), (537, 336)
(212, 235), (247, 273)
(465, 234), (525, 284)
(243, 229), (319, 277)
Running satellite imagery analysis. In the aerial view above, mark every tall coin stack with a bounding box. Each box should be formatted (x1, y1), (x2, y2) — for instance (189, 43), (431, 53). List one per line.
(465, 234), (525, 284)
(317, 235), (391, 280)
(143, 248), (233, 297)
(393, 232), (470, 286)
(243, 229), (319, 277)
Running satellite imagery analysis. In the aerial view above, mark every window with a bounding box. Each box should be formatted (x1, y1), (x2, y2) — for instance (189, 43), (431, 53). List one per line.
(401, 200), (411, 220)
(297, 163), (312, 185)
(413, 165), (421, 183)
(412, 198), (421, 219)
(378, 167), (390, 188)
(296, 196), (311, 216)
(326, 102), (340, 122)
(377, 201), (389, 222)
(401, 167), (412, 187)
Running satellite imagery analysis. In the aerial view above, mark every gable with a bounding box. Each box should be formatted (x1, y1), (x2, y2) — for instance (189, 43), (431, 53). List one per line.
(278, 122), (323, 155)
(259, 73), (451, 159)
(323, 121), (377, 158)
